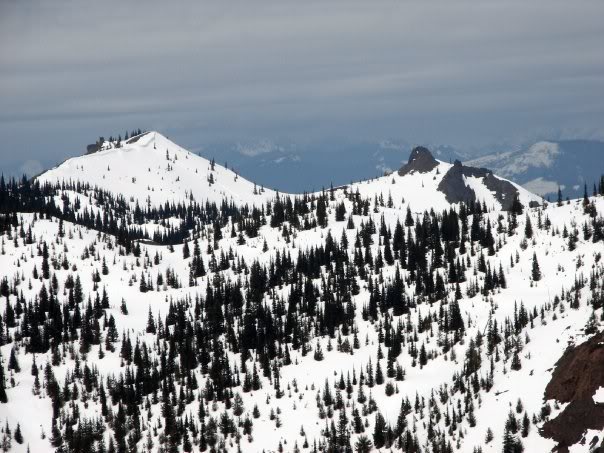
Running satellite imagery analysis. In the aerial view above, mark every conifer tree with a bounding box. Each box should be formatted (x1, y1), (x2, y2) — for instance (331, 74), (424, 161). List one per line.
(0, 364), (7, 403)
(373, 412), (387, 448)
(13, 424), (22, 444)
(448, 299), (464, 331)
(7, 348), (19, 373)
(531, 252), (541, 282)
(146, 307), (156, 334)
(120, 298), (129, 315)
(524, 215), (533, 239)
(355, 435), (372, 453)
(511, 351), (522, 371)
(314, 341), (324, 361)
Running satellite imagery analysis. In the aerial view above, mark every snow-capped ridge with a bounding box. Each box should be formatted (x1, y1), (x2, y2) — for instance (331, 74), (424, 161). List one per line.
(37, 131), (277, 208)
(38, 134), (542, 216)
(382, 146), (541, 212)
(438, 158), (532, 210)
(1, 132), (603, 452)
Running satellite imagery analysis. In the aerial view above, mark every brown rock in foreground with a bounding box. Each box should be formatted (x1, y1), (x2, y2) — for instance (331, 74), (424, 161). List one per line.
(541, 331), (604, 452)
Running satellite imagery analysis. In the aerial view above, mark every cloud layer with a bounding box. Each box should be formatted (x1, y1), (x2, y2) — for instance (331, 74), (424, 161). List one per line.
(1, 0), (603, 175)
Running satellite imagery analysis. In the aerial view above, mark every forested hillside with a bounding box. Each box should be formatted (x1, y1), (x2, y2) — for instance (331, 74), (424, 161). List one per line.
(1, 133), (604, 452)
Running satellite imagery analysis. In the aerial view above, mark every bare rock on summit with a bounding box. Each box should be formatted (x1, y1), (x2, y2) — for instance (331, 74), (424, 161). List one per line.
(397, 147), (526, 211)
(437, 159), (524, 211)
(398, 146), (439, 176)
(437, 160), (476, 206)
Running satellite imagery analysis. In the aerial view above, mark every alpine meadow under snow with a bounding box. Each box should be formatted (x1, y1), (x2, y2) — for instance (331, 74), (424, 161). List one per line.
(0, 131), (604, 453)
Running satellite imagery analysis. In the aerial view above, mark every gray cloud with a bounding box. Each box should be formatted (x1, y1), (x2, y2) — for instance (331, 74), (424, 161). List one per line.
(1, 0), (603, 177)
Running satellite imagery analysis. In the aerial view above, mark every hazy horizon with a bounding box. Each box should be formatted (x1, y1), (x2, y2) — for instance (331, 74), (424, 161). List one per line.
(2, 0), (604, 180)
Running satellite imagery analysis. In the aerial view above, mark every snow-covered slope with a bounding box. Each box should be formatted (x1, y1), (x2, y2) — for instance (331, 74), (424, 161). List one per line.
(341, 147), (541, 215)
(38, 132), (276, 207)
(38, 134), (539, 215)
(2, 133), (603, 453)
(346, 159), (540, 214)
(1, 189), (602, 452)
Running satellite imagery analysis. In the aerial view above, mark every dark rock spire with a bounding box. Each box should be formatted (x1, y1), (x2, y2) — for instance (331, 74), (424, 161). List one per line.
(398, 146), (438, 176)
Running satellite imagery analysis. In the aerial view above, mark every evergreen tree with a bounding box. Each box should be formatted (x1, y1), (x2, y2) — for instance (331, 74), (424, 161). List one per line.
(511, 351), (522, 371)
(314, 341), (324, 361)
(14, 424), (22, 444)
(120, 298), (129, 315)
(373, 412), (387, 449)
(524, 215), (533, 239)
(8, 347), (20, 373)
(146, 307), (156, 334)
(355, 435), (373, 453)
(531, 252), (541, 282)
(448, 299), (464, 331)
(0, 364), (7, 403)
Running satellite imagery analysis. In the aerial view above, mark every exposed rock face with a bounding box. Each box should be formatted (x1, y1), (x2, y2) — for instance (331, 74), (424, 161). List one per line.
(437, 160), (476, 205)
(465, 166), (520, 211)
(398, 146), (438, 176)
(541, 331), (604, 452)
(397, 145), (529, 210)
(437, 160), (523, 210)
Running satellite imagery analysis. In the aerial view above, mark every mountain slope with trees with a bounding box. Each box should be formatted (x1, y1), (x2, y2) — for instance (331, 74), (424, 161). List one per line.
(0, 133), (603, 453)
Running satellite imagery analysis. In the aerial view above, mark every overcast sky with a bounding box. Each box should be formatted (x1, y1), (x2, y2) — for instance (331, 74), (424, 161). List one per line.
(1, 0), (603, 177)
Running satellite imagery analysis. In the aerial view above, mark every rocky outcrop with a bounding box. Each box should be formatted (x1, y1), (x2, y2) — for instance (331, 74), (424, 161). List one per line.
(541, 331), (604, 452)
(437, 160), (477, 205)
(464, 165), (520, 211)
(397, 146), (530, 210)
(398, 146), (439, 176)
(437, 159), (523, 211)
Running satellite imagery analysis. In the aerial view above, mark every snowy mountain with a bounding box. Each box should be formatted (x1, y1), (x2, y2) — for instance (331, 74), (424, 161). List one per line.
(0, 133), (603, 453)
(39, 132), (539, 214)
(345, 147), (540, 214)
(38, 132), (276, 208)
(466, 140), (604, 199)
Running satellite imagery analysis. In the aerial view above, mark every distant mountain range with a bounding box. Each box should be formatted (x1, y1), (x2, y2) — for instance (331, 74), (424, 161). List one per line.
(192, 138), (603, 198)
(466, 140), (604, 200)
(192, 139), (468, 193)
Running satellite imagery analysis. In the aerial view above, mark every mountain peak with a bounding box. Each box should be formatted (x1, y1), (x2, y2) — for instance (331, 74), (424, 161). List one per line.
(398, 146), (438, 176)
(38, 131), (276, 208)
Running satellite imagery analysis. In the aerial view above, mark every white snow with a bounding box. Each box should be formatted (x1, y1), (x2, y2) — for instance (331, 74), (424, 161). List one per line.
(593, 387), (604, 404)
(38, 132), (277, 208)
(1, 134), (601, 453)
